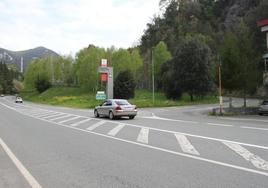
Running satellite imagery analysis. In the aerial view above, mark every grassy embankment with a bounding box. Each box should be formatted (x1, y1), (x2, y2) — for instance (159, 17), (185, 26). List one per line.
(21, 87), (218, 108)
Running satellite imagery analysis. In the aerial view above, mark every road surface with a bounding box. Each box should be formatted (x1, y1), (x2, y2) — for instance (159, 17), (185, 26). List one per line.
(0, 96), (268, 188)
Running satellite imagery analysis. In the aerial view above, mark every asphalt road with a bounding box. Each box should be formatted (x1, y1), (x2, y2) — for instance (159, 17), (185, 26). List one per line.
(0, 96), (268, 188)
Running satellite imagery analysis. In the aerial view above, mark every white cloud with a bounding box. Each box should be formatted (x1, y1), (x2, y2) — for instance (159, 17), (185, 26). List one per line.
(0, 0), (159, 55)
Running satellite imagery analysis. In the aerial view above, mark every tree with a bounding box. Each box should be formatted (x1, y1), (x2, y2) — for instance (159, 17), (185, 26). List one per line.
(163, 36), (213, 101)
(153, 41), (172, 90)
(114, 70), (136, 99)
(35, 76), (51, 93)
(75, 46), (106, 91)
(236, 21), (260, 107)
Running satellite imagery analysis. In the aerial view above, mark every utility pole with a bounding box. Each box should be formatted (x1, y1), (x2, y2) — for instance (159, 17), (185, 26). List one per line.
(20, 56), (23, 73)
(218, 57), (223, 115)
(151, 48), (155, 104)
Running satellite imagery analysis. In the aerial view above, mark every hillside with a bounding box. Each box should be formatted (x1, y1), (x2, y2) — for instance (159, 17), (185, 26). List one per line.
(0, 46), (59, 71)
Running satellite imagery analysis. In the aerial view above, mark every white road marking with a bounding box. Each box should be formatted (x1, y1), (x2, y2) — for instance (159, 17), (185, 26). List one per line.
(108, 124), (125, 136)
(34, 112), (57, 118)
(86, 121), (106, 131)
(0, 137), (42, 188)
(220, 117), (268, 123)
(137, 127), (149, 144)
(241, 126), (268, 131)
(143, 116), (198, 124)
(207, 123), (233, 127)
(38, 113), (64, 119)
(49, 114), (72, 121)
(70, 118), (91, 127)
(1, 101), (268, 151)
(58, 116), (81, 124)
(223, 142), (268, 171)
(1, 102), (268, 177)
(175, 134), (200, 155)
(29, 111), (52, 116)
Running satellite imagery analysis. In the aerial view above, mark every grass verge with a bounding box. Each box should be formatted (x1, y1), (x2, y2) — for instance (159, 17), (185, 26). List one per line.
(20, 87), (218, 109)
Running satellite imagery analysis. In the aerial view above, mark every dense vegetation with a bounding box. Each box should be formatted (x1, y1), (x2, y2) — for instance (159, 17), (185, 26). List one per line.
(0, 62), (21, 94)
(22, 0), (268, 106)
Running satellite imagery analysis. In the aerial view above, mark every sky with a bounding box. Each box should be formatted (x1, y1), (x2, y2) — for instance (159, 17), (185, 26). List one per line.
(0, 0), (159, 55)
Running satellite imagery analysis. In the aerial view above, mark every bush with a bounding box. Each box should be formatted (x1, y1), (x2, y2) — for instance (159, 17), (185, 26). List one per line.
(35, 78), (51, 93)
(114, 70), (136, 99)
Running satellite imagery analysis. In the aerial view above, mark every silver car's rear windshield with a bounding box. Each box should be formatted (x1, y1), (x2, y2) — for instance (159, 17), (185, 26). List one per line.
(114, 100), (130, 105)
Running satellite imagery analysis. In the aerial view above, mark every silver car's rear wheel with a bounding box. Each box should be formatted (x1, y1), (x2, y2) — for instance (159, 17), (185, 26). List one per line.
(94, 110), (99, 117)
(109, 111), (114, 120)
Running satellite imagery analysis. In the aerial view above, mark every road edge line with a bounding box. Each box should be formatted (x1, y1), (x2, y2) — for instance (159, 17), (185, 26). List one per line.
(0, 137), (42, 188)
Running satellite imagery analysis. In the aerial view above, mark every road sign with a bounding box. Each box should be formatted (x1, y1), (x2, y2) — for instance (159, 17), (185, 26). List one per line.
(98, 67), (109, 73)
(101, 59), (108, 67)
(96, 91), (106, 100)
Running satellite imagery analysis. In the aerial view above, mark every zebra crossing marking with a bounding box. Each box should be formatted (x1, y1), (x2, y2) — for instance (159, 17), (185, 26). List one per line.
(86, 121), (106, 131)
(70, 118), (91, 127)
(58, 116), (81, 124)
(137, 127), (149, 144)
(223, 142), (268, 171)
(108, 124), (125, 136)
(175, 134), (200, 155)
(49, 114), (72, 121)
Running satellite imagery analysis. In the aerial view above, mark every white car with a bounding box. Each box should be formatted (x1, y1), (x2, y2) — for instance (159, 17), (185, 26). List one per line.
(15, 97), (23, 103)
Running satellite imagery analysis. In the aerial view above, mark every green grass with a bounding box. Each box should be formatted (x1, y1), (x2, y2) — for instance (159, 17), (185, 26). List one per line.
(21, 87), (218, 109)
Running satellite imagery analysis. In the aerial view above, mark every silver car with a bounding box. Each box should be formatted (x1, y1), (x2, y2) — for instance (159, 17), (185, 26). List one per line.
(258, 100), (268, 115)
(94, 99), (137, 120)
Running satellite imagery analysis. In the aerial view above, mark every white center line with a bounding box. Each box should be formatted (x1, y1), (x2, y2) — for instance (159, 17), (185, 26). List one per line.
(86, 121), (106, 131)
(241, 126), (268, 131)
(108, 124), (125, 136)
(223, 142), (268, 171)
(137, 127), (149, 144)
(175, 134), (200, 155)
(207, 123), (233, 127)
(70, 118), (91, 127)
(58, 116), (81, 124)
(0, 137), (42, 188)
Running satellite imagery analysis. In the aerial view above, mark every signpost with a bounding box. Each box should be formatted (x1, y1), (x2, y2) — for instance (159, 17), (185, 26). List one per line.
(96, 91), (106, 100)
(97, 59), (113, 99)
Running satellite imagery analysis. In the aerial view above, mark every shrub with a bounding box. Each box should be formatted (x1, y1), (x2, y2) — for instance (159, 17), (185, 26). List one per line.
(35, 77), (51, 93)
(114, 70), (136, 99)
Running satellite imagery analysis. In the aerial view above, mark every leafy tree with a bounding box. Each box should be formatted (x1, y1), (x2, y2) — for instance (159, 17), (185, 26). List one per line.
(153, 41), (172, 90)
(114, 70), (136, 99)
(163, 36), (213, 101)
(75, 46), (106, 91)
(35, 76), (51, 93)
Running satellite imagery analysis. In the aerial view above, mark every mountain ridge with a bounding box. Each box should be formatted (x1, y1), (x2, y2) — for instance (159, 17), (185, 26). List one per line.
(0, 46), (59, 71)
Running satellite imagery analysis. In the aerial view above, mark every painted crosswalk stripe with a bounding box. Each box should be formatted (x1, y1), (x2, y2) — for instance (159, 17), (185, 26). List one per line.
(86, 121), (106, 131)
(49, 114), (72, 121)
(137, 127), (149, 144)
(58, 116), (80, 124)
(175, 134), (200, 155)
(70, 118), (91, 127)
(35, 112), (57, 118)
(42, 113), (65, 119)
(108, 124), (125, 136)
(223, 142), (268, 171)
(31, 111), (51, 116)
